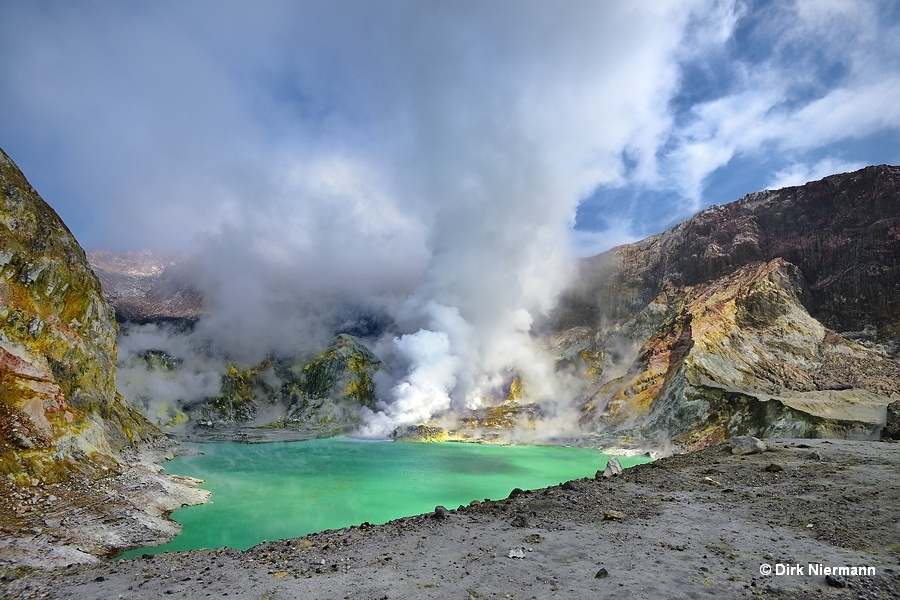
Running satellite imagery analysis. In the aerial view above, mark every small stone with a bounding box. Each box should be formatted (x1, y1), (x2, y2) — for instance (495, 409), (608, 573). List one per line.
(561, 481), (579, 491)
(508, 548), (526, 559)
(764, 464), (784, 472)
(602, 457), (623, 478)
(510, 515), (530, 528)
(433, 506), (451, 519)
(825, 574), (847, 588)
(594, 568), (609, 579)
(730, 436), (768, 455)
(602, 509), (626, 521)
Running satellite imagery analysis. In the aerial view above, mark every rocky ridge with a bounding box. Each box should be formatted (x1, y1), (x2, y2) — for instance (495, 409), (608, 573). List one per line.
(87, 250), (202, 324)
(548, 165), (900, 449)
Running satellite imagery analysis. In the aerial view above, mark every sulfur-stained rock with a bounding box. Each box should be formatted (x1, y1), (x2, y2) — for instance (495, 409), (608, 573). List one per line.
(0, 147), (159, 483)
(551, 165), (900, 450)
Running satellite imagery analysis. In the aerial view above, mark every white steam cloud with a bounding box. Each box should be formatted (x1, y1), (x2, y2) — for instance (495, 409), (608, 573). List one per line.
(12, 2), (895, 437)
(116, 324), (224, 428)
(88, 2), (710, 437)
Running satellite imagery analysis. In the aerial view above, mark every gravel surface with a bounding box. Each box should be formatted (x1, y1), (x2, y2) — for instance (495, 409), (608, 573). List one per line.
(2, 438), (899, 599)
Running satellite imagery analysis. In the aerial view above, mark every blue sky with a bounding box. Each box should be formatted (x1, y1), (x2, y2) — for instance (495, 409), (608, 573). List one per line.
(1, 1), (898, 258)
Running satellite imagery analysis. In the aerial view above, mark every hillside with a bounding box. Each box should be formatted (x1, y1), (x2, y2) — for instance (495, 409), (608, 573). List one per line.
(548, 165), (900, 449)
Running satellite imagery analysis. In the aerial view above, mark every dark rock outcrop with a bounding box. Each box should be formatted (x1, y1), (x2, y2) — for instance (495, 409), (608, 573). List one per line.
(883, 399), (900, 440)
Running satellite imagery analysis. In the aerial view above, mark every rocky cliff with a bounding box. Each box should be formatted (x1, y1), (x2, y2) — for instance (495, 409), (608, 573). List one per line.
(0, 148), (160, 482)
(0, 148), (207, 567)
(549, 165), (900, 449)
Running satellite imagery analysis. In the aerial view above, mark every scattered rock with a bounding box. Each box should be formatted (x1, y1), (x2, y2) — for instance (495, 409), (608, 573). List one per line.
(508, 548), (526, 559)
(730, 436), (768, 455)
(433, 506), (451, 519)
(526, 534), (542, 544)
(703, 476), (722, 486)
(825, 574), (847, 588)
(594, 568), (609, 579)
(764, 464), (784, 472)
(602, 457), (623, 478)
(602, 509), (626, 521)
(561, 480), (580, 491)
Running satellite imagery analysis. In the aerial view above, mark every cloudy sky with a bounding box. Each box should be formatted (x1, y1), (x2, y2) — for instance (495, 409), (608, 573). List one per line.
(2, 0), (897, 256)
(3, 1), (899, 433)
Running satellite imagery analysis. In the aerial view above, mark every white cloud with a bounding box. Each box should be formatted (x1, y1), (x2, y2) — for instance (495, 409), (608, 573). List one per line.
(766, 158), (866, 190)
(658, 0), (900, 206)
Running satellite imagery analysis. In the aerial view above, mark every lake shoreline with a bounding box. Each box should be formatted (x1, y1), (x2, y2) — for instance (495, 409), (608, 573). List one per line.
(117, 438), (645, 557)
(3, 438), (899, 598)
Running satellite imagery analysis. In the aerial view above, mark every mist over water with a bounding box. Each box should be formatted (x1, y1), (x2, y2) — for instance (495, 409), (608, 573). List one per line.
(119, 439), (650, 557)
(100, 3), (715, 439)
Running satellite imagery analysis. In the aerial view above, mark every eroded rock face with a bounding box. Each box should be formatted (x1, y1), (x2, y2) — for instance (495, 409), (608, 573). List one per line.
(551, 165), (900, 449)
(0, 148), (158, 483)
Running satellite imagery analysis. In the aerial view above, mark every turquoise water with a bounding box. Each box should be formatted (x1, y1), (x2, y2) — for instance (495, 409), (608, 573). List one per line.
(120, 438), (650, 557)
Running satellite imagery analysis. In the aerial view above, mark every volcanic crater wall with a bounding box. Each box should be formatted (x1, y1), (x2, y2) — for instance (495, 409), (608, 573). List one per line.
(0, 147), (158, 482)
(551, 165), (900, 448)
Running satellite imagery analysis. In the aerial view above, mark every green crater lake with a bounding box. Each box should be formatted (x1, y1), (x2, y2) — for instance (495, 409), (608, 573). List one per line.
(120, 438), (650, 558)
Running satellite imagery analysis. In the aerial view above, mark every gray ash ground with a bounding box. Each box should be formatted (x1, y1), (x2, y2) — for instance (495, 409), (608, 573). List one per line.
(2, 438), (899, 599)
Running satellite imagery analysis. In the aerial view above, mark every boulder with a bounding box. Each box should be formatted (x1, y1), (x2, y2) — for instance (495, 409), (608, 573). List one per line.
(602, 457), (623, 478)
(882, 399), (900, 440)
(730, 436), (768, 455)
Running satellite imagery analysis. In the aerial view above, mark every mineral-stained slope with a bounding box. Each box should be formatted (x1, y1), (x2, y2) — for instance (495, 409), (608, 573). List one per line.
(551, 165), (900, 448)
(0, 148), (160, 482)
(186, 333), (383, 434)
(0, 148), (209, 568)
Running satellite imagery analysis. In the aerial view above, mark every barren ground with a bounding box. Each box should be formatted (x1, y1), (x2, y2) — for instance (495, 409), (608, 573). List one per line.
(2, 438), (899, 599)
